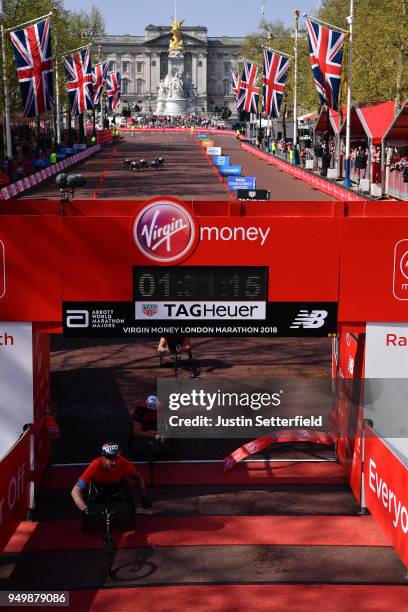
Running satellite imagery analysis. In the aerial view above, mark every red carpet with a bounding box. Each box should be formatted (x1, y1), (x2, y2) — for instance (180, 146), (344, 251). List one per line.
(5, 515), (389, 553)
(40, 461), (347, 490)
(69, 585), (408, 612)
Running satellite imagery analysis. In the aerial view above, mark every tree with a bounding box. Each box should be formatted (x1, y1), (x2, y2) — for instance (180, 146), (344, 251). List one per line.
(240, 19), (317, 125)
(319, 0), (408, 108)
(241, 2), (408, 116)
(1, 1), (105, 118)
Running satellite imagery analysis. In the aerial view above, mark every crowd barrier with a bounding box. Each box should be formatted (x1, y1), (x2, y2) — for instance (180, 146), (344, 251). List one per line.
(0, 145), (102, 201)
(119, 127), (236, 136)
(96, 129), (113, 145)
(388, 170), (408, 201)
(0, 428), (31, 552)
(362, 424), (408, 567)
(241, 142), (368, 202)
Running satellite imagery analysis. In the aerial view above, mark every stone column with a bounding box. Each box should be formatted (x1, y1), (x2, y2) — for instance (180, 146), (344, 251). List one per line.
(151, 52), (161, 100)
(145, 52), (151, 96)
(192, 53), (197, 90)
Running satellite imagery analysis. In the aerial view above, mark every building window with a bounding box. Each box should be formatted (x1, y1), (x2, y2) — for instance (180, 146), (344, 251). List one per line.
(122, 61), (130, 73)
(223, 79), (230, 95)
(137, 62), (144, 74)
(122, 79), (130, 94)
(136, 79), (144, 94)
(224, 62), (230, 75)
(108, 61), (116, 72)
(208, 79), (216, 96)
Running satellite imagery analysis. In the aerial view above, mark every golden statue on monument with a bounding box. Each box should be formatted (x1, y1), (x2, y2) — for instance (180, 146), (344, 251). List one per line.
(169, 18), (185, 54)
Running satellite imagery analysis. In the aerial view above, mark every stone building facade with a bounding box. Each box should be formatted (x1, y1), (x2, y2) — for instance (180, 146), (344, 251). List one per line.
(94, 25), (244, 114)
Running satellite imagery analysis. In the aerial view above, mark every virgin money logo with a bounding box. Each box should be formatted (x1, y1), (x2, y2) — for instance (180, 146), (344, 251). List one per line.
(133, 198), (197, 264)
(393, 239), (408, 300)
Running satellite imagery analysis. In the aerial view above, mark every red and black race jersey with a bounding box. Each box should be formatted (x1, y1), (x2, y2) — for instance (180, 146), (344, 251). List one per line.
(77, 456), (138, 487)
(133, 405), (157, 432)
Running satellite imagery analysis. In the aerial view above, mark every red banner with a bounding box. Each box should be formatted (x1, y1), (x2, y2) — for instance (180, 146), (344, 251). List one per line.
(32, 332), (51, 484)
(364, 426), (408, 567)
(335, 327), (365, 502)
(0, 430), (31, 552)
(119, 127), (236, 136)
(224, 430), (334, 471)
(96, 129), (113, 144)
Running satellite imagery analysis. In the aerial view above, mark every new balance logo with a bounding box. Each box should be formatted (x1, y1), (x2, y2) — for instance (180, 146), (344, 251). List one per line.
(290, 309), (328, 329)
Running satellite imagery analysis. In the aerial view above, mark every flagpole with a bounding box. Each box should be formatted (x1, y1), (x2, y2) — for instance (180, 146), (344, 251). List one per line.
(5, 11), (52, 32)
(98, 46), (105, 131)
(52, 5), (61, 146)
(293, 7), (300, 164)
(343, 0), (354, 188)
(62, 43), (92, 58)
(1, 15), (13, 181)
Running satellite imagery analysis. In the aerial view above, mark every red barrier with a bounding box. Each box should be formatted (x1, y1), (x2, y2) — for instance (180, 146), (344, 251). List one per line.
(32, 332), (51, 485)
(0, 145), (102, 200)
(0, 429), (31, 552)
(96, 130), (113, 145)
(335, 328), (365, 502)
(119, 127), (236, 136)
(241, 143), (368, 202)
(364, 425), (408, 567)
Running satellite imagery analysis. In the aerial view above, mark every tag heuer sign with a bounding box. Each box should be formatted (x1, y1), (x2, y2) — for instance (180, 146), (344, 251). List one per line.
(142, 304), (158, 317)
(237, 189), (271, 201)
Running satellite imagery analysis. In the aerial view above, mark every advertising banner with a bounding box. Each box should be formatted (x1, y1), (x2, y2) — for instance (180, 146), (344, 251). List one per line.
(364, 426), (408, 567)
(237, 189), (270, 201)
(32, 332), (51, 484)
(335, 328), (365, 502)
(207, 147), (222, 156)
(0, 323), (33, 460)
(0, 429), (30, 552)
(365, 323), (408, 463)
(211, 156), (230, 167)
(227, 177), (256, 191)
(62, 300), (338, 337)
(219, 166), (242, 176)
(340, 222), (408, 321)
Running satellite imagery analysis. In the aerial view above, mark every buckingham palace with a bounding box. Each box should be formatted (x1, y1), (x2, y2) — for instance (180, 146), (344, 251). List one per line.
(94, 24), (244, 114)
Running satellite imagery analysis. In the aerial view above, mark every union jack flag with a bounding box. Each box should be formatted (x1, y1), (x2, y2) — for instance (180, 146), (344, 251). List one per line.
(64, 47), (94, 115)
(305, 16), (346, 111)
(92, 61), (108, 105)
(262, 48), (290, 118)
(9, 17), (54, 117)
(106, 71), (121, 111)
(231, 71), (241, 103)
(236, 61), (260, 113)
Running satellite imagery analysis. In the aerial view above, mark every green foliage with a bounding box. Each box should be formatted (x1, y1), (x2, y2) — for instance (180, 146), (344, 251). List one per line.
(241, 1), (408, 115)
(1, 1), (105, 115)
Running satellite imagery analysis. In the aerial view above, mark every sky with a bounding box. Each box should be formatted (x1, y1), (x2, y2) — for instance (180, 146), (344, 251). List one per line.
(63, 0), (322, 36)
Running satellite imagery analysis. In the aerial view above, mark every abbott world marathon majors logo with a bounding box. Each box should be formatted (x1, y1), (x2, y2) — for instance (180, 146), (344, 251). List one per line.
(133, 198), (197, 264)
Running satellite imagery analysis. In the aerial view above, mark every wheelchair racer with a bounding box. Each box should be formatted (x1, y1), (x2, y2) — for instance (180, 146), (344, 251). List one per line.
(71, 443), (151, 517)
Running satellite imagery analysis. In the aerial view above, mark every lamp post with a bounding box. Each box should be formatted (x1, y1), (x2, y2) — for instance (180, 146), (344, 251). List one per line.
(0, 0), (13, 180)
(52, 3), (62, 146)
(343, 0), (354, 188)
(293, 7), (300, 164)
(98, 45), (105, 131)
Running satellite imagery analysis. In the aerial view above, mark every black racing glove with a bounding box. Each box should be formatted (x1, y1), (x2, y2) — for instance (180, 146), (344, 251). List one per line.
(82, 507), (97, 519)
